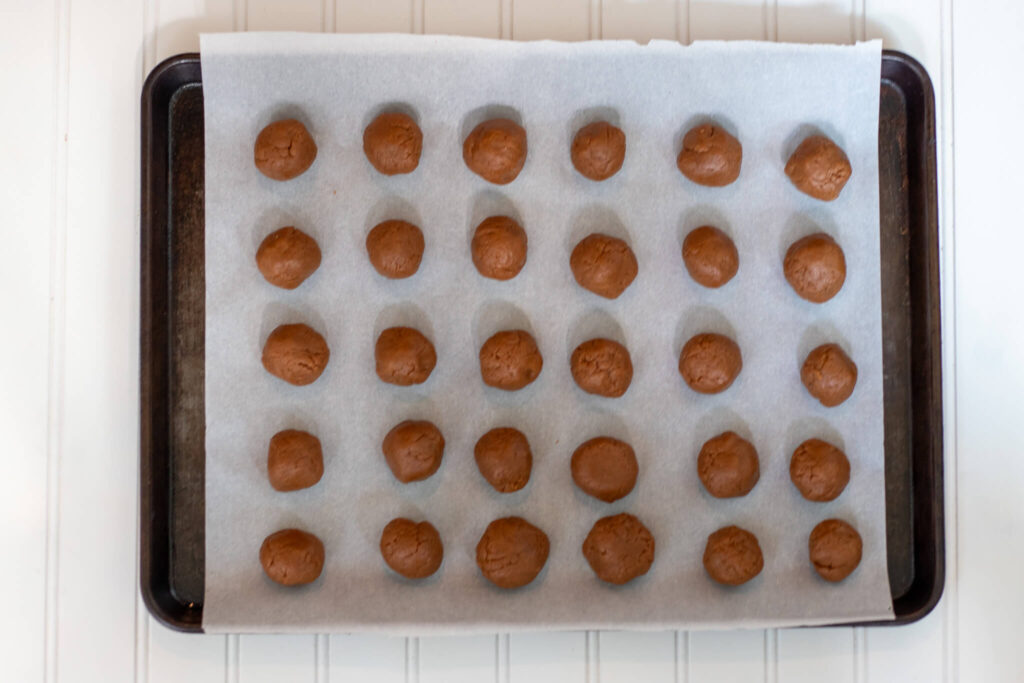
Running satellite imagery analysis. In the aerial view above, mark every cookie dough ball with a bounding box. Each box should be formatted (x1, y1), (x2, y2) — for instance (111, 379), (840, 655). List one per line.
(366, 220), (425, 279)
(267, 429), (324, 492)
(259, 528), (325, 586)
(463, 118), (527, 184)
(697, 431), (759, 498)
(570, 338), (633, 398)
(809, 519), (863, 582)
(571, 121), (626, 181)
(801, 343), (857, 407)
(582, 513), (655, 585)
(677, 123), (742, 187)
(785, 134), (852, 201)
(784, 233), (846, 303)
(790, 438), (850, 502)
(256, 227), (322, 290)
(382, 420), (445, 483)
(679, 333), (742, 394)
(570, 233), (638, 299)
(571, 436), (638, 503)
(476, 517), (550, 589)
(682, 226), (738, 288)
(379, 518), (443, 579)
(474, 427), (533, 493)
(375, 327), (436, 386)
(703, 525), (763, 586)
(471, 216), (528, 280)
(479, 330), (543, 391)
(261, 323), (330, 386)
(254, 119), (317, 181)
(363, 112), (422, 175)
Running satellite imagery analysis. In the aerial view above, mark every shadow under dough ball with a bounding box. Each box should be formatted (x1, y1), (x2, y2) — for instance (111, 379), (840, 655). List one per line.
(571, 121), (626, 181)
(476, 516), (550, 589)
(381, 419), (445, 483)
(785, 134), (852, 201)
(801, 343), (858, 407)
(790, 438), (850, 502)
(570, 233), (638, 299)
(254, 118), (317, 181)
(703, 525), (764, 586)
(375, 326), (436, 386)
(809, 518), (863, 582)
(474, 427), (533, 493)
(784, 233), (847, 303)
(479, 330), (543, 390)
(267, 429), (324, 492)
(261, 323), (330, 386)
(571, 436), (638, 503)
(259, 528), (325, 586)
(678, 332), (742, 394)
(676, 123), (742, 187)
(365, 219), (425, 279)
(363, 112), (422, 175)
(379, 518), (444, 579)
(471, 216), (528, 280)
(682, 225), (739, 288)
(570, 338), (633, 398)
(582, 513), (656, 585)
(256, 226), (322, 290)
(463, 118), (527, 184)
(697, 431), (759, 498)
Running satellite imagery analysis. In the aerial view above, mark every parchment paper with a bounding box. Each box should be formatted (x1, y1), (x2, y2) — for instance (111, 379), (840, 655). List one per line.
(200, 33), (891, 632)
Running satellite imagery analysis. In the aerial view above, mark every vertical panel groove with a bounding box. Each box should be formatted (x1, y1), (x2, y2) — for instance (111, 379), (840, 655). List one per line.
(764, 630), (778, 683)
(585, 631), (600, 683)
(412, 0), (424, 33)
(498, 634), (510, 683)
(853, 627), (866, 683)
(589, 0), (600, 40)
(226, 635), (240, 683)
(674, 631), (688, 683)
(315, 634), (330, 683)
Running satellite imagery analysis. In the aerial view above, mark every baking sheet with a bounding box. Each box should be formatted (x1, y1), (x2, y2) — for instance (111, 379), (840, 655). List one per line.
(200, 33), (891, 632)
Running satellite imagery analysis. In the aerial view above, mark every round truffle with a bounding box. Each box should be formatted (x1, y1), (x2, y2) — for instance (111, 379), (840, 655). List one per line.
(474, 427), (533, 493)
(254, 119), (317, 181)
(801, 343), (857, 407)
(259, 528), (325, 586)
(381, 420), (445, 483)
(256, 227), (322, 289)
(365, 220), (425, 279)
(463, 118), (527, 184)
(703, 525), (764, 586)
(471, 216), (528, 280)
(363, 112), (422, 175)
(785, 134), (852, 201)
(676, 123), (742, 187)
(375, 327), (436, 386)
(571, 436), (638, 503)
(261, 323), (330, 386)
(582, 513), (656, 585)
(379, 518), (443, 579)
(267, 429), (324, 492)
(678, 333), (742, 394)
(697, 431), (759, 498)
(479, 330), (543, 391)
(476, 517), (550, 589)
(570, 233), (638, 299)
(682, 226), (738, 288)
(784, 233), (847, 303)
(809, 519), (863, 582)
(790, 438), (850, 502)
(571, 121), (626, 181)
(570, 338), (633, 398)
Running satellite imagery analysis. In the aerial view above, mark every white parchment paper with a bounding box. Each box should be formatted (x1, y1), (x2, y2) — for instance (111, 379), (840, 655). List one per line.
(200, 33), (891, 632)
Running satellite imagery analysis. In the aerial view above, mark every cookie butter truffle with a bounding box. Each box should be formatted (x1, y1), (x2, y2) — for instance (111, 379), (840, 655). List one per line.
(682, 226), (738, 288)
(363, 112), (422, 175)
(697, 431), (759, 498)
(785, 134), (852, 201)
(570, 233), (638, 299)
(259, 528), (325, 586)
(809, 519), (863, 582)
(471, 216), (528, 280)
(375, 326), (436, 386)
(571, 436), (638, 503)
(679, 332), (742, 394)
(261, 323), (330, 386)
(366, 220), (425, 279)
(784, 233), (847, 303)
(677, 123), (742, 187)
(267, 429), (324, 492)
(379, 518), (443, 579)
(256, 227), (322, 289)
(703, 525), (764, 586)
(570, 338), (633, 398)
(476, 517), (550, 589)
(479, 330), (543, 390)
(790, 438), (850, 502)
(382, 420), (445, 483)
(254, 119), (317, 181)
(474, 427), (533, 493)
(801, 343), (857, 407)
(463, 118), (527, 184)
(582, 513), (656, 585)
(571, 121), (626, 181)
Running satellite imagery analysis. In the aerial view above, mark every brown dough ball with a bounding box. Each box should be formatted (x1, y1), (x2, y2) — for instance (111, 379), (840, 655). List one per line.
(379, 518), (443, 579)
(381, 420), (445, 483)
(463, 118), (527, 184)
(254, 119), (317, 181)
(267, 429), (324, 492)
(801, 343), (857, 407)
(784, 233), (847, 303)
(259, 528), (325, 586)
(703, 525), (763, 586)
(809, 518), (863, 582)
(474, 427), (533, 493)
(582, 513), (656, 585)
(256, 227), (322, 290)
(697, 431), (759, 498)
(682, 226), (738, 288)
(570, 233), (638, 299)
(571, 436), (638, 503)
(571, 121), (626, 181)
(790, 438), (850, 502)
(375, 327), (436, 386)
(678, 333), (742, 394)
(570, 338), (633, 398)
(676, 123), (742, 187)
(365, 220), (425, 279)
(363, 112), (422, 175)
(785, 134), (852, 201)
(479, 330), (543, 391)
(471, 216), (528, 280)
(261, 323), (330, 386)
(476, 516), (550, 589)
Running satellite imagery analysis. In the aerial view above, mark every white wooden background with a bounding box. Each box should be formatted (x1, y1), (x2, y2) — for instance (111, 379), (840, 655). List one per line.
(3, 0), (1023, 680)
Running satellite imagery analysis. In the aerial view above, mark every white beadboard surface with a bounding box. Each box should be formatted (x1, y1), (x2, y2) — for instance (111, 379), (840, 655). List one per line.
(3, 0), (1022, 680)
